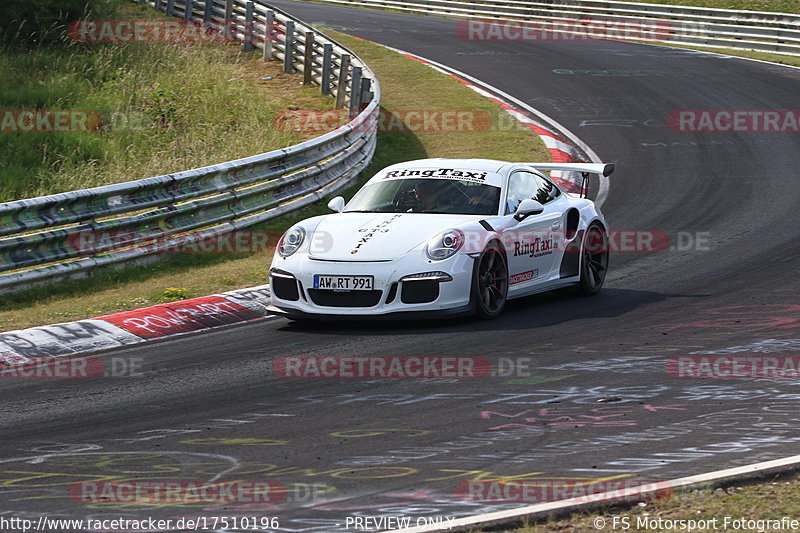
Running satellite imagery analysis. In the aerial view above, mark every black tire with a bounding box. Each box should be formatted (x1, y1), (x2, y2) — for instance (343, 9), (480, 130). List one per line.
(470, 241), (509, 319)
(577, 224), (609, 295)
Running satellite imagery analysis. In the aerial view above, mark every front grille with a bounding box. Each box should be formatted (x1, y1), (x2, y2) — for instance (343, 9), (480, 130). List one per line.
(385, 282), (399, 304)
(308, 289), (382, 308)
(401, 280), (440, 304)
(272, 275), (300, 301)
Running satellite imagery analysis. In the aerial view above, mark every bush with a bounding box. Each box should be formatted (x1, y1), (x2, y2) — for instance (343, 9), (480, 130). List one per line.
(1, 0), (115, 44)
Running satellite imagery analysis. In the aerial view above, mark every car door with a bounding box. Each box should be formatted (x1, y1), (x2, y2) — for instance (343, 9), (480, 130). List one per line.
(502, 170), (565, 286)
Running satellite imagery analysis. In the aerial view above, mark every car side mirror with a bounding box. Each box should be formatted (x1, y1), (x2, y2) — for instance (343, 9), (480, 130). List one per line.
(327, 196), (345, 213)
(513, 199), (544, 221)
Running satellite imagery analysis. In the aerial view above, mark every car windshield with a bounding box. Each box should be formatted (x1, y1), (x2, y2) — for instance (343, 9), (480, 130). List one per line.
(344, 178), (501, 215)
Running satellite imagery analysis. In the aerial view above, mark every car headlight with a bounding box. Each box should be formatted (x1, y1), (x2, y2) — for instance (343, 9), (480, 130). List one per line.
(278, 226), (306, 257)
(425, 229), (464, 260)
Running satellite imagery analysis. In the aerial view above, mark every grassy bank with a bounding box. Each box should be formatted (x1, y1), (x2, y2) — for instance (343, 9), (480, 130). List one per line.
(611, 0), (798, 13)
(0, 2), (332, 201)
(0, 29), (548, 331)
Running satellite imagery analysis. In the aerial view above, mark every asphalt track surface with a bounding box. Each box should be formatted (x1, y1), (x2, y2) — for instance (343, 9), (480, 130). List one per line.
(1, 3), (799, 531)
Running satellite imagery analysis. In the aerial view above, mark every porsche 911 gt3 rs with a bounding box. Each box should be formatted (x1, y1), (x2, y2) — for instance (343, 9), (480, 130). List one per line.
(268, 158), (613, 320)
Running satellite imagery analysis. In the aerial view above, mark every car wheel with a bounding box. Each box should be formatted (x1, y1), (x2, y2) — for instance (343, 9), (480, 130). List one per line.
(577, 224), (609, 295)
(471, 241), (509, 319)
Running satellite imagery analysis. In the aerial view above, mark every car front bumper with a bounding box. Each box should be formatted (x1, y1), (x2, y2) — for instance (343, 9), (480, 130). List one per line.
(268, 251), (476, 318)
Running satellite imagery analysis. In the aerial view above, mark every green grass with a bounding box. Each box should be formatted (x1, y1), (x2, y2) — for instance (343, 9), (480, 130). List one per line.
(0, 2), (332, 201)
(484, 471), (800, 532)
(603, 0), (799, 13)
(0, 28), (548, 331)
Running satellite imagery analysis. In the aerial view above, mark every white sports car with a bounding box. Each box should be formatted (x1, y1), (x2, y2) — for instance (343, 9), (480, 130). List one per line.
(268, 158), (613, 320)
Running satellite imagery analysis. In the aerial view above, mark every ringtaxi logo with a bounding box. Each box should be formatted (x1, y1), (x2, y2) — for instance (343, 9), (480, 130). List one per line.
(273, 356), (490, 379)
(668, 110), (800, 132)
(69, 480), (286, 504)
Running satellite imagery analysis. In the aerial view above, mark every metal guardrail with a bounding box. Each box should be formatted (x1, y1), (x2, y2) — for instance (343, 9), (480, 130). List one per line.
(308, 0), (800, 55)
(0, 0), (380, 291)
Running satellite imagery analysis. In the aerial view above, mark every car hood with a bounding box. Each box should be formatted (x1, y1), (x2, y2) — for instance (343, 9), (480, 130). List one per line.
(309, 212), (478, 261)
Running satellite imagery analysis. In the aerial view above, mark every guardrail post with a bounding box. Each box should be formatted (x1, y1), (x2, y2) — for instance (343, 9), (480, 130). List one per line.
(224, 0), (233, 24)
(360, 77), (372, 110)
(263, 10), (275, 61)
(184, 0), (194, 23)
(244, 2), (254, 52)
(203, 0), (213, 23)
(335, 54), (350, 110)
(321, 43), (333, 95)
(303, 32), (315, 85)
(166, 0), (175, 17)
(349, 66), (362, 117)
(284, 20), (296, 74)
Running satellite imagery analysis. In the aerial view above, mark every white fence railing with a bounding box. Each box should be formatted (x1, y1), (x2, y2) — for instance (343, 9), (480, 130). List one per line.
(0, 0), (380, 291)
(308, 0), (800, 55)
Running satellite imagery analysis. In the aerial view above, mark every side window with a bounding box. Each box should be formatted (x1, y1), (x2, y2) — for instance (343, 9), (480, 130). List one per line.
(505, 171), (560, 215)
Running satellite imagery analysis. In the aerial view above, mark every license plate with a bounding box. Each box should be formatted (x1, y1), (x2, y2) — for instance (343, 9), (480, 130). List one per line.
(313, 275), (374, 291)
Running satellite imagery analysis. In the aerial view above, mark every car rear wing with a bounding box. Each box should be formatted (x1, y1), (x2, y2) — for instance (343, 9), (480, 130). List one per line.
(526, 163), (615, 198)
